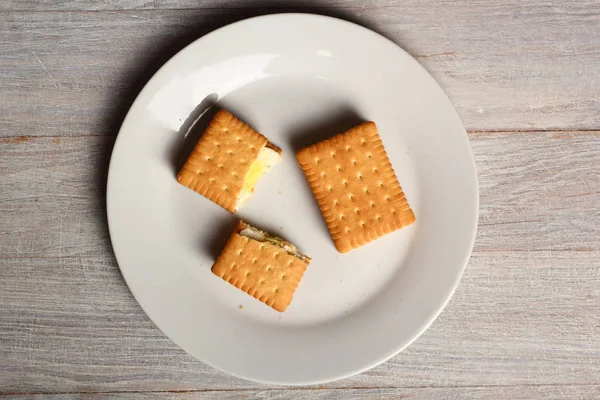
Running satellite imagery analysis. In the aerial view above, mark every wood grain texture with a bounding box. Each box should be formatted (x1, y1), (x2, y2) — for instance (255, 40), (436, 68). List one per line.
(3, 385), (600, 399)
(0, 252), (598, 393)
(0, 0), (438, 11)
(1, 1), (600, 397)
(1, 132), (598, 259)
(472, 131), (600, 252)
(1, 1), (599, 138)
(0, 136), (112, 258)
(0, 0), (387, 11)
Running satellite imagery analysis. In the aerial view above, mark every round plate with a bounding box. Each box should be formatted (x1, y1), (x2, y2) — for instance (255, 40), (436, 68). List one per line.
(107, 14), (478, 385)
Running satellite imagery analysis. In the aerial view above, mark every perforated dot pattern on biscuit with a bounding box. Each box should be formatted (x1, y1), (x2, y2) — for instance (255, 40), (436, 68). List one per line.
(296, 121), (415, 253)
(176, 110), (271, 213)
(211, 224), (310, 312)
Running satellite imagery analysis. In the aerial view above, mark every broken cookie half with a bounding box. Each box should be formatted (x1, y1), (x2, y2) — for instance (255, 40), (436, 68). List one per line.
(177, 109), (282, 213)
(211, 220), (311, 312)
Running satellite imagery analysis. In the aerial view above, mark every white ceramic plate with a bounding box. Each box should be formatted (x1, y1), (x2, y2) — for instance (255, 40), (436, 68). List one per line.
(107, 14), (478, 385)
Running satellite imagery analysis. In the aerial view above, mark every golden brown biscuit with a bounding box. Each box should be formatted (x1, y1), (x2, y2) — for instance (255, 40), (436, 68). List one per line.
(212, 221), (311, 312)
(177, 110), (281, 213)
(296, 121), (415, 253)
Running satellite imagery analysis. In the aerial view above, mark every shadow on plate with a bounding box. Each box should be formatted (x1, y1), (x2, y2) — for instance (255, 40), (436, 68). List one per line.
(287, 107), (365, 151)
(167, 94), (220, 178)
(204, 214), (240, 262)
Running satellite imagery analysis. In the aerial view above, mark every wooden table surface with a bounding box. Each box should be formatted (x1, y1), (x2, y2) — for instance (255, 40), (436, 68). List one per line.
(1, 1), (599, 398)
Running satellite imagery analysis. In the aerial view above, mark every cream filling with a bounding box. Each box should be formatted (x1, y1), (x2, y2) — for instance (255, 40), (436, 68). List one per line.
(239, 225), (310, 263)
(235, 145), (281, 209)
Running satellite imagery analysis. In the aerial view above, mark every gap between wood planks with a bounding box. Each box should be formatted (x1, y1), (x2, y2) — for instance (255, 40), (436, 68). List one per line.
(2, 382), (600, 396)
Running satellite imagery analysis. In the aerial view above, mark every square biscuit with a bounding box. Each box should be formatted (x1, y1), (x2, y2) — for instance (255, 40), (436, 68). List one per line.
(296, 121), (415, 253)
(212, 226), (309, 312)
(177, 109), (276, 213)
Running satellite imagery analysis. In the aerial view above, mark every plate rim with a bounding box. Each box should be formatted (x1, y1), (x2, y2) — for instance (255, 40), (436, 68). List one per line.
(107, 12), (479, 385)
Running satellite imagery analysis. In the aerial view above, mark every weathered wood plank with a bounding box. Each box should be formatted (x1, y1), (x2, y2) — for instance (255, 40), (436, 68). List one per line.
(0, 10), (227, 139)
(0, 136), (113, 258)
(0, 0), (386, 11)
(0, 0), (153, 10)
(0, 251), (598, 393)
(474, 131), (600, 252)
(1, 131), (598, 258)
(0, 2), (599, 137)
(1, 1), (598, 397)
(4, 385), (600, 399)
